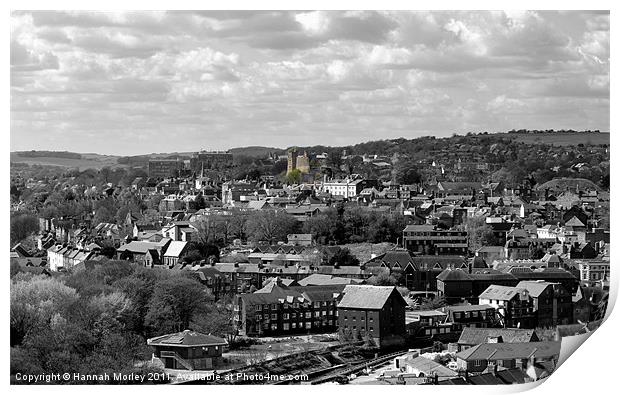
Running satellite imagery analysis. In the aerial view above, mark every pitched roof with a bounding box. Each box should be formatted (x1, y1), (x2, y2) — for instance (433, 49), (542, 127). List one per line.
(456, 341), (561, 361)
(516, 281), (555, 297)
(495, 368), (530, 384)
(147, 330), (227, 347)
(437, 268), (471, 281)
(469, 270), (517, 281)
(445, 304), (494, 313)
(565, 216), (586, 227)
(411, 255), (467, 270)
(297, 273), (361, 286)
(478, 285), (527, 301)
(403, 355), (458, 377)
(403, 224), (435, 232)
(337, 285), (404, 310)
(117, 241), (162, 254)
(458, 328), (539, 345)
(163, 241), (188, 258)
(466, 373), (506, 385)
(365, 249), (416, 269)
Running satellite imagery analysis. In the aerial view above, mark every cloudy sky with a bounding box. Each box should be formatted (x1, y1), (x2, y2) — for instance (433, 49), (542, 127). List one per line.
(10, 10), (610, 155)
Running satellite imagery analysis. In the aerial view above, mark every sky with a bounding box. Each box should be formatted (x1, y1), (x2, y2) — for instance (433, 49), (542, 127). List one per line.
(10, 10), (610, 155)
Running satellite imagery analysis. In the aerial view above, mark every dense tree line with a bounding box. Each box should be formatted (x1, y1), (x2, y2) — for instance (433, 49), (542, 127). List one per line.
(302, 205), (408, 245)
(10, 213), (39, 247)
(194, 209), (300, 246)
(10, 261), (234, 384)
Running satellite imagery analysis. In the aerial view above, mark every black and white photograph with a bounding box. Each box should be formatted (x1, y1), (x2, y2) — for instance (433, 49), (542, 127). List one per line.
(8, 6), (612, 387)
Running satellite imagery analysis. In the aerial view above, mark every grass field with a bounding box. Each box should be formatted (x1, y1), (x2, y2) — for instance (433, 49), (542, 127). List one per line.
(10, 152), (125, 170)
(507, 132), (609, 146)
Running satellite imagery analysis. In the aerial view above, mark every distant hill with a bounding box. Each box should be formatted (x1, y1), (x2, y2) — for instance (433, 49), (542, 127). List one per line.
(505, 131), (609, 146)
(229, 146), (285, 158)
(11, 130), (609, 170)
(10, 151), (123, 170)
(535, 177), (602, 192)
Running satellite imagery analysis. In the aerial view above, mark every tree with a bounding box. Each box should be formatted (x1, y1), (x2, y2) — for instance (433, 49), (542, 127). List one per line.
(461, 215), (499, 253)
(393, 160), (421, 185)
(327, 149), (344, 170)
(182, 249), (203, 265)
(10, 276), (80, 346)
(366, 271), (398, 286)
(144, 275), (213, 336)
(286, 169), (302, 184)
(192, 304), (237, 342)
(329, 247), (360, 266)
(245, 210), (298, 243)
(302, 209), (340, 244)
(94, 206), (115, 225)
(367, 213), (407, 244)
(10, 213), (38, 246)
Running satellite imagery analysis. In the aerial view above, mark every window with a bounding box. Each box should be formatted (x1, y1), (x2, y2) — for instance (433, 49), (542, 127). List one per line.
(255, 305), (262, 311)
(283, 313), (290, 320)
(271, 324), (277, 330)
(369, 327), (374, 332)
(292, 322), (297, 329)
(305, 322), (311, 329)
(305, 312), (311, 318)
(271, 314), (277, 320)
(474, 360), (482, 367)
(283, 323), (289, 330)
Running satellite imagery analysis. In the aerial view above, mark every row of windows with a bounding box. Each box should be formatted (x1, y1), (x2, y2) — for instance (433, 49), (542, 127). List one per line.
(261, 320), (336, 331)
(424, 327), (452, 335)
(255, 311), (333, 320)
(342, 325), (374, 332)
(343, 316), (374, 322)
(254, 301), (335, 311)
(582, 265), (607, 271)
(453, 311), (493, 320)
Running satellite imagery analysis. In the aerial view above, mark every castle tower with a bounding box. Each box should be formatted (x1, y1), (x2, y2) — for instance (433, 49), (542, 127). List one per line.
(296, 151), (310, 174)
(287, 149), (298, 174)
